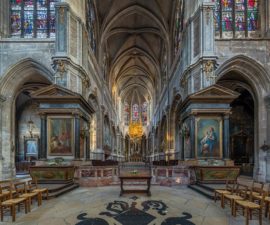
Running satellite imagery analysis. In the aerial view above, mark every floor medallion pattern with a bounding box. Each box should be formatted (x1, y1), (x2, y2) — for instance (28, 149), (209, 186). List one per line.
(76, 197), (195, 225)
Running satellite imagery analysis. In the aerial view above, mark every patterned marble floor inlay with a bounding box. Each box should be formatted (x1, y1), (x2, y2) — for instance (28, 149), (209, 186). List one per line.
(1, 186), (269, 225)
(76, 198), (194, 225)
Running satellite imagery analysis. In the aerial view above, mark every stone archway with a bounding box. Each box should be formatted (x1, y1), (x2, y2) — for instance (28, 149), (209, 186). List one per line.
(216, 55), (270, 180)
(169, 93), (182, 159)
(0, 58), (53, 179)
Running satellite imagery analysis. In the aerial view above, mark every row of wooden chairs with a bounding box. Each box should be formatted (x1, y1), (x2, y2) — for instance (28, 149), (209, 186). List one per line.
(0, 179), (48, 222)
(214, 180), (270, 225)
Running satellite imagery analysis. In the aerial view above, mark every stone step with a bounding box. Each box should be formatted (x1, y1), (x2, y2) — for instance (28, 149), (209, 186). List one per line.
(188, 184), (214, 199)
(47, 183), (79, 199)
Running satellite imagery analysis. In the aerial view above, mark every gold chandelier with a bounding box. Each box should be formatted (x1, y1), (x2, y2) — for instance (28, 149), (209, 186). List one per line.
(129, 121), (143, 140)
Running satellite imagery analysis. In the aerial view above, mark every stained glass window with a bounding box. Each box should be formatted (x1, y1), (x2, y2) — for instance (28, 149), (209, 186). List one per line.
(142, 102), (148, 126)
(86, 0), (97, 53)
(215, 0), (259, 38)
(132, 104), (139, 122)
(10, 0), (57, 38)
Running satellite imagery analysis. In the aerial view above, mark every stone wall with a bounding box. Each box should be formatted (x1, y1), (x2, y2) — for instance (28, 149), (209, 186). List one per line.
(0, 40), (55, 77)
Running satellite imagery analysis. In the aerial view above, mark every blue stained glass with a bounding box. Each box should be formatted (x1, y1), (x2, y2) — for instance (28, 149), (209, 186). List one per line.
(235, 0), (245, 10)
(248, 11), (258, 31)
(222, 12), (233, 31)
(24, 0), (34, 10)
(24, 10), (34, 37)
(10, 0), (57, 38)
(235, 12), (246, 31)
(50, 0), (56, 9)
(215, 1), (221, 32)
(37, 0), (47, 10)
(11, 0), (21, 10)
(11, 11), (21, 37)
(37, 10), (48, 38)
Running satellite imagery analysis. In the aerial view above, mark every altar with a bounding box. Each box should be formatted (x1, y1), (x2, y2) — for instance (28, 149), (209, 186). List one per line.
(193, 165), (240, 183)
(118, 162), (152, 196)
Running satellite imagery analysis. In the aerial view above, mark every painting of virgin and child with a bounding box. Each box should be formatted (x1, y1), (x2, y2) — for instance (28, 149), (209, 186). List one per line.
(48, 118), (73, 155)
(196, 118), (222, 158)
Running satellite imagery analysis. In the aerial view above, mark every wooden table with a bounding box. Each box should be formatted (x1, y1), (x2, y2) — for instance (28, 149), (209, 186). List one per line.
(118, 175), (152, 196)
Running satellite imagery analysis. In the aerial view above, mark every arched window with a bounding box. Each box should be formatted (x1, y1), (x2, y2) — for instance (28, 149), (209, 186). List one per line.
(142, 102), (148, 126)
(215, 0), (259, 38)
(86, 0), (97, 53)
(132, 104), (139, 122)
(90, 115), (97, 151)
(10, 0), (56, 38)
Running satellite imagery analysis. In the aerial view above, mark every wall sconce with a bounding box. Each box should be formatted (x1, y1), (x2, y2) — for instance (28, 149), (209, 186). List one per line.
(27, 118), (34, 138)
(260, 141), (270, 152)
(80, 123), (89, 139)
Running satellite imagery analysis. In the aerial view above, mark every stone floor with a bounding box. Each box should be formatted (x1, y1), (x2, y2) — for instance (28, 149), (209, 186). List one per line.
(0, 186), (269, 225)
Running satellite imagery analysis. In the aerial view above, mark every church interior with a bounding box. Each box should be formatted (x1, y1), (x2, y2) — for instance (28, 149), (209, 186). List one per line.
(0, 0), (270, 224)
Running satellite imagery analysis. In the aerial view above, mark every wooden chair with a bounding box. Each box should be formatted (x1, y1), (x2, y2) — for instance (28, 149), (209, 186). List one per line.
(234, 191), (265, 225)
(1, 184), (17, 200)
(14, 182), (39, 212)
(252, 184), (270, 218)
(0, 185), (28, 222)
(27, 179), (49, 202)
(214, 180), (236, 206)
(223, 183), (248, 215)
(244, 181), (264, 199)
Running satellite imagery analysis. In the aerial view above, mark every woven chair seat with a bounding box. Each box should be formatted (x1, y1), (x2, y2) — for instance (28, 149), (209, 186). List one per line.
(20, 192), (38, 198)
(247, 191), (260, 196)
(224, 194), (244, 200)
(215, 190), (231, 194)
(2, 190), (16, 195)
(253, 195), (270, 201)
(235, 200), (260, 209)
(32, 188), (48, 193)
(2, 197), (26, 205)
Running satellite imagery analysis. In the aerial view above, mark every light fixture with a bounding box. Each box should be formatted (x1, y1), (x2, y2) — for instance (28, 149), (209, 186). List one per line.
(27, 118), (34, 138)
(128, 121), (143, 140)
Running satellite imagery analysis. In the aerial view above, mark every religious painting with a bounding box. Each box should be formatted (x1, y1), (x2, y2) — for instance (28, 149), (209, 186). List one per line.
(24, 137), (39, 157)
(195, 117), (222, 158)
(48, 117), (74, 155)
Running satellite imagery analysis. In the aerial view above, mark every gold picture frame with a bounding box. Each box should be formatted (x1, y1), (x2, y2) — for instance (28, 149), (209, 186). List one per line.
(47, 116), (74, 156)
(195, 116), (223, 159)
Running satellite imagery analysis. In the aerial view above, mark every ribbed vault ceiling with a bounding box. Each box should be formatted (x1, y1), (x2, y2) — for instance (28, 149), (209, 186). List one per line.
(96, 0), (176, 106)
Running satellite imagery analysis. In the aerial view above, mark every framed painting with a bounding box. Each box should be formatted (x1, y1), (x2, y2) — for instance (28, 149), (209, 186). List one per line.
(24, 137), (39, 159)
(48, 116), (74, 156)
(195, 116), (222, 158)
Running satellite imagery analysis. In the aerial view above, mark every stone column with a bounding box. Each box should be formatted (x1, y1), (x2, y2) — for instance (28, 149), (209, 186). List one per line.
(0, 0), (10, 38)
(151, 132), (155, 156)
(74, 114), (81, 160)
(190, 116), (196, 158)
(266, 151), (270, 182)
(40, 114), (47, 160)
(265, 98), (270, 181)
(0, 95), (6, 179)
(223, 114), (230, 159)
(116, 133), (120, 160)
(128, 139), (131, 161)
(85, 121), (90, 160)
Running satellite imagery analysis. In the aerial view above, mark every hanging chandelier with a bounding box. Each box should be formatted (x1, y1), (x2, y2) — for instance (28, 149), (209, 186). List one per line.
(129, 121), (143, 140)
